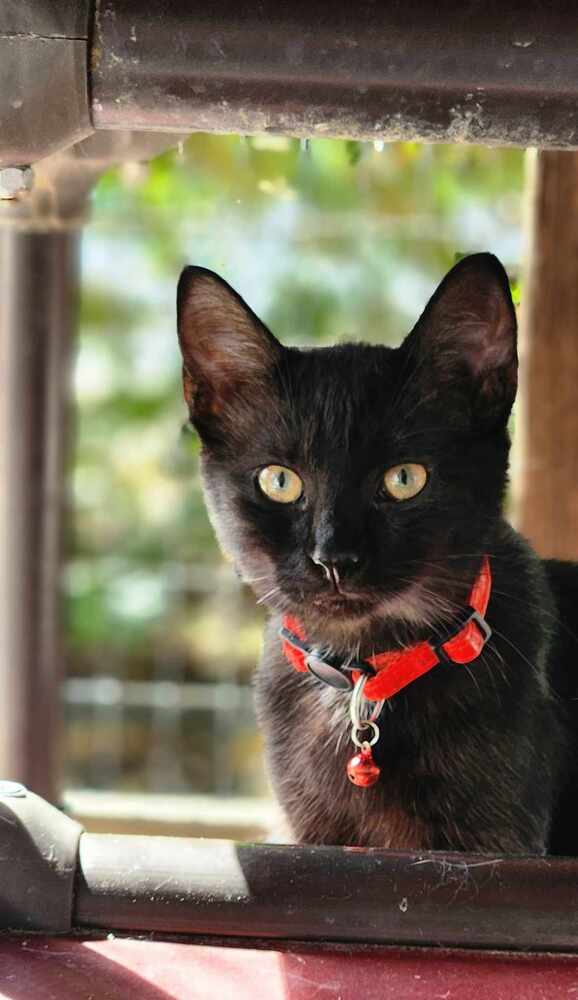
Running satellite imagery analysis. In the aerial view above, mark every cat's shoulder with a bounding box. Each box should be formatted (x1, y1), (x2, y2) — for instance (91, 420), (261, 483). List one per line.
(542, 557), (578, 629)
(540, 557), (578, 702)
(542, 557), (578, 593)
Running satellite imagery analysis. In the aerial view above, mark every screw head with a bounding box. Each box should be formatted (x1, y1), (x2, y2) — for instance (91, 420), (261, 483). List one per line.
(0, 165), (34, 200)
(0, 781), (27, 798)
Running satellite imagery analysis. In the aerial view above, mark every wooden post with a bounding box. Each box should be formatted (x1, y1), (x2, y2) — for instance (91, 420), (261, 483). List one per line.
(515, 150), (578, 561)
(0, 228), (79, 802)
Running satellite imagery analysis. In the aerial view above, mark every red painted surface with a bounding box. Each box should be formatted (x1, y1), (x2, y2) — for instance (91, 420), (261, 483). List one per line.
(1, 935), (578, 1000)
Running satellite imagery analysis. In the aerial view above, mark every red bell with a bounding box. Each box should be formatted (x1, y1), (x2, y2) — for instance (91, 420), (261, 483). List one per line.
(346, 747), (381, 787)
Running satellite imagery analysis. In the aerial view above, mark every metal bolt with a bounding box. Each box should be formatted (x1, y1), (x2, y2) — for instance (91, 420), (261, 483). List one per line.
(0, 780), (27, 798)
(0, 165), (34, 200)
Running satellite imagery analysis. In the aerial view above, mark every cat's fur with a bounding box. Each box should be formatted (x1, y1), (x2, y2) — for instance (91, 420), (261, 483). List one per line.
(176, 253), (578, 855)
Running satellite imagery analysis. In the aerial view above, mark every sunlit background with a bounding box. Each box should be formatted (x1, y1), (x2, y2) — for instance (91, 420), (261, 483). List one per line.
(63, 136), (525, 815)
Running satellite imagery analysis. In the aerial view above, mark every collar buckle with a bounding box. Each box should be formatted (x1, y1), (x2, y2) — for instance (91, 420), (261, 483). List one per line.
(433, 606), (492, 665)
(306, 654), (375, 691)
(279, 626), (375, 690)
(305, 654), (356, 690)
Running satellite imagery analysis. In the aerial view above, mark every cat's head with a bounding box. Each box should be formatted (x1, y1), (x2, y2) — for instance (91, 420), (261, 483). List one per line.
(176, 254), (517, 645)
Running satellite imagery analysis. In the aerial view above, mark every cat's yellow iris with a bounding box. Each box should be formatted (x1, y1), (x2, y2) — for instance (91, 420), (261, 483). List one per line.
(383, 463), (427, 501)
(258, 465), (303, 503)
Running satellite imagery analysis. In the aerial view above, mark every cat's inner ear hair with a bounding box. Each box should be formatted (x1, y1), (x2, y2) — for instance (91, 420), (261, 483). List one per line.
(176, 266), (283, 418)
(404, 252), (518, 428)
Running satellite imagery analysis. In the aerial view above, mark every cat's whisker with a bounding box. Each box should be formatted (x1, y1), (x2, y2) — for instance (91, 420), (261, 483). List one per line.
(256, 586), (282, 606)
(490, 626), (540, 679)
(464, 664), (481, 696)
(479, 648), (503, 702)
(486, 644), (509, 688)
(490, 586), (578, 646)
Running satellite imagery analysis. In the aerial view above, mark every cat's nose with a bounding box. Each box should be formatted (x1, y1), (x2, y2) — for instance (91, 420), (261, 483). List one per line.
(310, 547), (361, 586)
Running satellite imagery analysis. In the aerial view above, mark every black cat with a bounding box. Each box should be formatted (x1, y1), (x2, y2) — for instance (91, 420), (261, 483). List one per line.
(176, 253), (578, 855)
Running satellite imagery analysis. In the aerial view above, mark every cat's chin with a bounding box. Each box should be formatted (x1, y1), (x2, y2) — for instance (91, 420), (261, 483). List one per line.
(287, 590), (384, 635)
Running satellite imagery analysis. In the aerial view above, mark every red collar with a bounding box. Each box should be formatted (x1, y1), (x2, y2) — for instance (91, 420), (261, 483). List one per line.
(281, 556), (492, 702)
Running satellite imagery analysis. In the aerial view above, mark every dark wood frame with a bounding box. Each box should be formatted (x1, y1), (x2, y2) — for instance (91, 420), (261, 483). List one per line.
(0, 4), (577, 974)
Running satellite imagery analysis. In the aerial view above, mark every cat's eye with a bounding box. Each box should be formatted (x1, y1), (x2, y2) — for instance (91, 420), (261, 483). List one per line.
(382, 463), (428, 501)
(258, 465), (303, 504)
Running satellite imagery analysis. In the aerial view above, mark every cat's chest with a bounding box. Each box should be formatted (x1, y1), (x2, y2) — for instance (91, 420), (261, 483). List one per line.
(302, 683), (424, 765)
(256, 645), (473, 846)
(279, 685), (432, 848)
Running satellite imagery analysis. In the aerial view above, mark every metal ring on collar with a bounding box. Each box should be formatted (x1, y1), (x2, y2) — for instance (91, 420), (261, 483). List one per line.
(351, 722), (380, 748)
(349, 673), (384, 730)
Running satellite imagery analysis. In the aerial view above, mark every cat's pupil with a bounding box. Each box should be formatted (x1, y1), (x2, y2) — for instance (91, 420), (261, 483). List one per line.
(400, 467), (409, 486)
(277, 471), (286, 489)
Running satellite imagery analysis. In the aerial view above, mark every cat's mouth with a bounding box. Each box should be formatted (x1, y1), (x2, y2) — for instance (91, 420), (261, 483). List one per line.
(311, 589), (378, 612)
(305, 574), (433, 625)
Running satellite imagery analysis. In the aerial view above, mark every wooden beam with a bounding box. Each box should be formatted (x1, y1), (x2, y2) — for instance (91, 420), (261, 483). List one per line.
(515, 150), (578, 560)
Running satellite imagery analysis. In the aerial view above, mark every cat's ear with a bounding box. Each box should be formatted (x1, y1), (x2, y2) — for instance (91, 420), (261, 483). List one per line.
(176, 266), (283, 424)
(405, 253), (518, 428)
